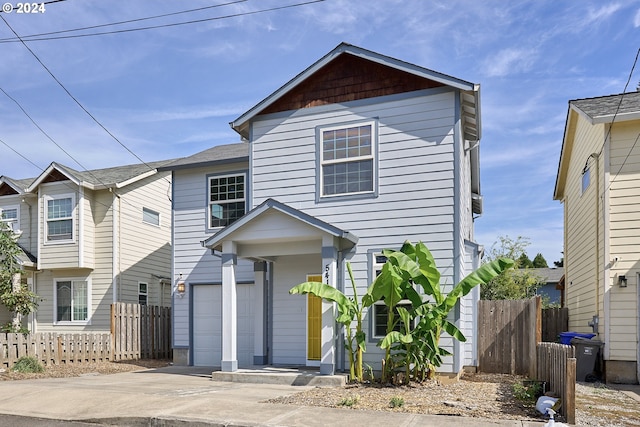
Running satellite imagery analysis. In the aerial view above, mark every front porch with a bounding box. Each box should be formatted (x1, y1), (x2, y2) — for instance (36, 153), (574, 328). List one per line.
(211, 365), (347, 387)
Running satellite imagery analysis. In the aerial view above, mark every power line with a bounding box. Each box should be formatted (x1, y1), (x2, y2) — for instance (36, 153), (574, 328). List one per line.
(0, 0), (325, 43)
(0, 13), (164, 180)
(0, 0), (247, 40)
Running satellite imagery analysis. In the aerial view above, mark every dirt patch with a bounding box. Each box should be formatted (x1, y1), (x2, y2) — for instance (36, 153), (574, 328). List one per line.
(267, 372), (640, 426)
(0, 359), (170, 381)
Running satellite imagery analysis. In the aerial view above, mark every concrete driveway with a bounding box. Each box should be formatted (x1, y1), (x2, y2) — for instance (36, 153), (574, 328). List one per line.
(0, 366), (544, 426)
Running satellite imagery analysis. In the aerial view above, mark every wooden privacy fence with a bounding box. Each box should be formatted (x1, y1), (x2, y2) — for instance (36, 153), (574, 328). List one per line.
(541, 307), (569, 343)
(478, 297), (540, 378)
(111, 302), (171, 360)
(0, 332), (111, 368)
(537, 342), (576, 424)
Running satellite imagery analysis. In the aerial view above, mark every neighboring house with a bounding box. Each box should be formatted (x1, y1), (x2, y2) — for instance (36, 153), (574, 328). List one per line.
(554, 91), (640, 384)
(0, 160), (174, 332)
(531, 267), (564, 306)
(163, 43), (484, 377)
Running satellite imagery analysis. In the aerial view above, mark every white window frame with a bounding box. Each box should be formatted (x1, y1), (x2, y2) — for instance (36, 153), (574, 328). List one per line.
(138, 282), (148, 305)
(54, 277), (90, 325)
(207, 172), (246, 229)
(0, 205), (19, 232)
(319, 120), (376, 198)
(44, 193), (75, 244)
(372, 300), (414, 339)
(142, 207), (160, 227)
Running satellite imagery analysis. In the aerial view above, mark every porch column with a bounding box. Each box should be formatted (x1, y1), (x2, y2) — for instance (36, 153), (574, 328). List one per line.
(253, 261), (267, 365)
(320, 240), (337, 375)
(221, 241), (238, 372)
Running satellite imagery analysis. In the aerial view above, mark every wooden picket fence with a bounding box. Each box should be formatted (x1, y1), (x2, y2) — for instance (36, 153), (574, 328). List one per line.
(541, 307), (569, 343)
(536, 342), (576, 423)
(0, 332), (112, 368)
(111, 302), (171, 360)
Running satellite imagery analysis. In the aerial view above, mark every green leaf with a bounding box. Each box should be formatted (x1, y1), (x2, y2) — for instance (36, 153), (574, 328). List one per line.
(442, 320), (466, 342)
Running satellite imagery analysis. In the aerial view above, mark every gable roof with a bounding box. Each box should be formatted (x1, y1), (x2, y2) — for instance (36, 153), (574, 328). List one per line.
(554, 91), (640, 200)
(158, 143), (248, 171)
(24, 159), (177, 192)
(0, 177), (31, 195)
(204, 198), (358, 252)
(230, 42), (481, 142)
(529, 267), (564, 284)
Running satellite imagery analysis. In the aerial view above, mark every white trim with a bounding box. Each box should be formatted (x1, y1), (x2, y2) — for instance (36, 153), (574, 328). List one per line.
(142, 207), (161, 227)
(78, 187), (84, 267)
(138, 281), (148, 305)
(43, 193), (76, 244)
(207, 172), (246, 229)
(372, 300), (413, 339)
(0, 204), (20, 232)
(603, 129), (611, 360)
(112, 192), (119, 304)
(53, 276), (91, 325)
(319, 120), (377, 198)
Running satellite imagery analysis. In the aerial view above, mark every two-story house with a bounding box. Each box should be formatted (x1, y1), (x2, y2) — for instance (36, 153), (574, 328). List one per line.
(554, 91), (640, 384)
(0, 160), (174, 332)
(163, 43), (484, 377)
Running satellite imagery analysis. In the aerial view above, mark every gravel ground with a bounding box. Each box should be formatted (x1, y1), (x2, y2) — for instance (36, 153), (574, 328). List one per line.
(1, 361), (638, 426)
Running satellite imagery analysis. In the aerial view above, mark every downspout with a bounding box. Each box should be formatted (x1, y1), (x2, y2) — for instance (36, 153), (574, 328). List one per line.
(587, 152), (600, 335)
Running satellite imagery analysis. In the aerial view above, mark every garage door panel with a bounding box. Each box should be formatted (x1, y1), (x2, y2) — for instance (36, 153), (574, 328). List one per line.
(193, 284), (254, 367)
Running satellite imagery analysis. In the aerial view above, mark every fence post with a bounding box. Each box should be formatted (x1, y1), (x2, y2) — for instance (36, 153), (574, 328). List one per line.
(566, 357), (576, 424)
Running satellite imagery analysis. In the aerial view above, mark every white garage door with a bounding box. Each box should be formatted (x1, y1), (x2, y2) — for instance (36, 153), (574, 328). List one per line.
(193, 284), (255, 367)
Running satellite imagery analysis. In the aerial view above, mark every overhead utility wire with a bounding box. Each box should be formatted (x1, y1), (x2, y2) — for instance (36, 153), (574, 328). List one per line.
(0, 0), (325, 43)
(603, 47), (640, 191)
(0, 0), (247, 40)
(0, 14), (164, 179)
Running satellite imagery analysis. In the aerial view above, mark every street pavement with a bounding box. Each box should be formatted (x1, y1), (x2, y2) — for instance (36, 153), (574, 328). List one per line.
(0, 366), (546, 426)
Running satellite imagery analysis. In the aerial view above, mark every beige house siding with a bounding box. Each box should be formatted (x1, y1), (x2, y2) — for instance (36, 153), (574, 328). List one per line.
(608, 120), (640, 361)
(117, 172), (172, 307)
(564, 113), (605, 334)
(38, 182), (80, 270)
(80, 188), (95, 268)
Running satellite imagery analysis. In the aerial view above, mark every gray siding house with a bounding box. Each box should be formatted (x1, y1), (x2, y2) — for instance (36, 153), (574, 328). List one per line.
(164, 43), (484, 377)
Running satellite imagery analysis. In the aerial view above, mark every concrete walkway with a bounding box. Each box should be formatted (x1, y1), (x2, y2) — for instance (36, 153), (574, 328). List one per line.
(0, 366), (546, 427)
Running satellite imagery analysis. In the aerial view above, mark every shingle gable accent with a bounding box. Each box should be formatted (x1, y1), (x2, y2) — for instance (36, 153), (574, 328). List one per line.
(261, 54), (445, 114)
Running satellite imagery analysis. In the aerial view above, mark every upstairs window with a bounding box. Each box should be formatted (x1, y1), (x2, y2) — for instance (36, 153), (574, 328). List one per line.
(0, 206), (19, 231)
(46, 195), (74, 242)
(142, 207), (160, 226)
(320, 121), (376, 197)
(581, 167), (591, 195)
(208, 173), (245, 228)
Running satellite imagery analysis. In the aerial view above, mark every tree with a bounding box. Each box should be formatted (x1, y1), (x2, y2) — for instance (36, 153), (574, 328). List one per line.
(481, 235), (544, 300)
(0, 221), (38, 333)
(517, 253), (533, 268)
(553, 258), (564, 268)
(532, 253), (548, 268)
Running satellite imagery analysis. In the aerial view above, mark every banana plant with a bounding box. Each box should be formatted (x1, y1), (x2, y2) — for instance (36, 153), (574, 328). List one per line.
(289, 262), (368, 382)
(377, 241), (514, 382)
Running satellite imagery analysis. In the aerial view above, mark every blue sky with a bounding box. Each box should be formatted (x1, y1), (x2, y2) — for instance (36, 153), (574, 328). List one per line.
(1, 0), (639, 264)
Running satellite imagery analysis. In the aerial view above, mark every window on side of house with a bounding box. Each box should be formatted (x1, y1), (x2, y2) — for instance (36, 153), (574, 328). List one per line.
(139, 282), (148, 305)
(581, 166), (590, 195)
(55, 279), (88, 322)
(0, 205), (19, 231)
(142, 207), (160, 226)
(46, 195), (74, 242)
(320, 121), (376, 197)
(208, 173), (246, 228)
(372, 301), (413, 338)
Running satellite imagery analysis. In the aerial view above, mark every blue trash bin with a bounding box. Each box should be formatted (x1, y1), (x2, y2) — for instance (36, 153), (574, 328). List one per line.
(558, 331), (596, 345)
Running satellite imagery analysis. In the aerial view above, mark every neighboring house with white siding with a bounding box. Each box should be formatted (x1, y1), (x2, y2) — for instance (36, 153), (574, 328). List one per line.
(554, 91), (640, 384)
(0, 160), (174, 332)
(163, 43), (484, 377)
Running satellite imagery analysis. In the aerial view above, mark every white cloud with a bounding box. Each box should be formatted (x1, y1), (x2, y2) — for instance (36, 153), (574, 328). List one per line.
(635, 9), (640, 27)
(483, 48), (537, 77)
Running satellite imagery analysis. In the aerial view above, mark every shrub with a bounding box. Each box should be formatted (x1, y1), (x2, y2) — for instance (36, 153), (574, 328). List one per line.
(513, 380), (541, 402)
(11, 356), (44, 373)
(339, 394), (360, 407)
(389, 396), (404, 408)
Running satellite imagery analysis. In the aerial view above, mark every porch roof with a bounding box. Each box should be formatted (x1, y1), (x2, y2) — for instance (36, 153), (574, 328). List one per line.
(203, 199), (358, 258)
